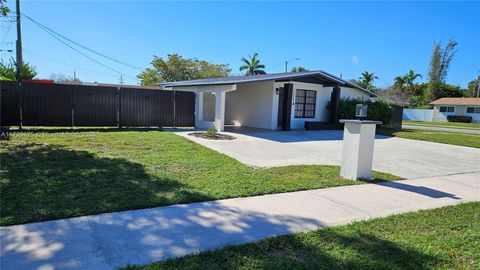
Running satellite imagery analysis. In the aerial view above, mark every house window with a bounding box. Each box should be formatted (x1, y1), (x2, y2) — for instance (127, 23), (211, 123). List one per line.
(439, 106), (455, 113)
(467, 107), (480, 114)
(295, 89), (316, 118)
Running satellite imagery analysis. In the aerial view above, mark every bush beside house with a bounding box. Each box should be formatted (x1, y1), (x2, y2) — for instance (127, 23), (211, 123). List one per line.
(339, 98), (394, 125)
(447, 115), (473, 123)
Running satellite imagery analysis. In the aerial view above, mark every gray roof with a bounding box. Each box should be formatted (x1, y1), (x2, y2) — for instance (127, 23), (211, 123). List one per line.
(159, 70), (377, 97)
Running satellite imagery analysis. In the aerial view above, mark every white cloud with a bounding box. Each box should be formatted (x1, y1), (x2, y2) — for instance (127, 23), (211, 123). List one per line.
(352, 56), (359, 65)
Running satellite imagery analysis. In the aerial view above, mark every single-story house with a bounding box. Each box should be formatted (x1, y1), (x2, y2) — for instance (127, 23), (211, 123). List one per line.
(430, 97), (480, 123)
(159, 71), (376, 131)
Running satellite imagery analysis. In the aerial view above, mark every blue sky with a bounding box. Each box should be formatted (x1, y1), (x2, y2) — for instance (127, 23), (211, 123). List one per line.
(1, 1), (479, 87)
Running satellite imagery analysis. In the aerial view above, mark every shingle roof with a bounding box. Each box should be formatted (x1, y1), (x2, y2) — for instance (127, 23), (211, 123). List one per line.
(430, 97), (480, 105)
(159, 71), (377, 97)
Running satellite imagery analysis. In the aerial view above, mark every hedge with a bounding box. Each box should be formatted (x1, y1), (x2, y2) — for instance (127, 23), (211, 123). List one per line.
(338, 98), (393, 125)
(447, 115), (472, 123)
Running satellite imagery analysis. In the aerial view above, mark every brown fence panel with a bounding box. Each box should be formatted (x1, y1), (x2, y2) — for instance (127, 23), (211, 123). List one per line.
(387, 104), (404, 129)
(120, 88), (174, 127)
(74, 85), (118, 126)
(22, 82), (73, 126)
(175, 91), (195, 127)
(0, 81), (21, 126)
(1, 81), (195, 128)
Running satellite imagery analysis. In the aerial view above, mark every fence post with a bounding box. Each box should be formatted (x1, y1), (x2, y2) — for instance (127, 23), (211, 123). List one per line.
(71, 84), (75, 129)
(173, 90), (176, 129)
(18, 81), (23, 129)
(117, 87), (121, 129)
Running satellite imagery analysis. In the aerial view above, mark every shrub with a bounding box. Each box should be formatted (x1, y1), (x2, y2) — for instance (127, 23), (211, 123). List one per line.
(447, 115), (472, 123)
(339, 98), (393, 125)
(205, 127), (219, 138)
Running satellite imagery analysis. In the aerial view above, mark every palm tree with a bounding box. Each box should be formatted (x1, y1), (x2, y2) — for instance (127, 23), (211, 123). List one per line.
(404, 69), (422, 87)
(239, 53), (266, 76)
(0, 59), (38, 80)
(358, 71), (378, 90)
(393, 75), (406, 90)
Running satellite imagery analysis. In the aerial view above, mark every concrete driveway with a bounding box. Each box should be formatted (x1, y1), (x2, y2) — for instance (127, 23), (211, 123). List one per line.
(175, 129), (480, 179)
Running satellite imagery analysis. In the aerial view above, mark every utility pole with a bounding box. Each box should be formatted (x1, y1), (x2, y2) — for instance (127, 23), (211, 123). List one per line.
(119, 74), (124, 85)
(285, 58), (300, 73)
(73, 68), (76, 81)
(15, 0), (23, 79)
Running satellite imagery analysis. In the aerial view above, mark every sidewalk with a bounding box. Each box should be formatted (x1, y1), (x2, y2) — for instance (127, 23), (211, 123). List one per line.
(403, 124), (480, 134)
(1, 172), (479, 270)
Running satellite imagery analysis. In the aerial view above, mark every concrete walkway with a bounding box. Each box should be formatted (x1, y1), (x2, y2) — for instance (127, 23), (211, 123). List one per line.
(1, 172), (479, 270)
(403, 124), (480, 134)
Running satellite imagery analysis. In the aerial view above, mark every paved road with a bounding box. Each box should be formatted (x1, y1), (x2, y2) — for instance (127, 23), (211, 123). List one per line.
(402, 124), (480, 134)
(1, 172), (478, 270)
(176, 130), (480, 179)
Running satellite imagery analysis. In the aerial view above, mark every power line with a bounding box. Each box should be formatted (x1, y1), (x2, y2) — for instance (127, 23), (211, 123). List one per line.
(22, 13), (143, 71)
(23, 17), (137, 80)
(24, 1), (80, 69)
(23, 47), (122, 79)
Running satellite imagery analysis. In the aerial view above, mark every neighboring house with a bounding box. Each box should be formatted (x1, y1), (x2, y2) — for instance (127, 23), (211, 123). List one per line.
(430, 97), (480, 123)
(160, 71), (376, 131)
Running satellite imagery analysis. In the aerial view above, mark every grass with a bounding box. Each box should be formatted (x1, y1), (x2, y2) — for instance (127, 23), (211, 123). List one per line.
(124, 202), (480, 270)
(0, 129), (399, 226)
(377, 127), (480, 148)
(403, 120), (480, 129)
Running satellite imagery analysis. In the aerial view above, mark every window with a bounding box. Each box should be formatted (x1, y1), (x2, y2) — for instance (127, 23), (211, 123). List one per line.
(439, 106), (455, 113)
(467, 107), (480, 114)
(295, 89), (316, 118)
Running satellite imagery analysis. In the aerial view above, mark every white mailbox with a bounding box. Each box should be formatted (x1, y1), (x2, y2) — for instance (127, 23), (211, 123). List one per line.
(339, 119), (382, 180)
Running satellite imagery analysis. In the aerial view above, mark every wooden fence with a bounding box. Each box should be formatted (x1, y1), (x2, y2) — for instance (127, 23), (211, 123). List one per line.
(0, 81), (195, 127)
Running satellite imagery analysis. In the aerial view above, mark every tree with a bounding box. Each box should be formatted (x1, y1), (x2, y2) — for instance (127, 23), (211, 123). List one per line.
(358, 71), (378, 91)
(0, 59), (37, 80)
(239, 53), (266, 75)
(434, 83), (465, 98)
(1, 0), (9, 17)
(290, 66), (309, 73)
(49, 73), (81, 83)
(466, 77), (480, 97)
(427, 39), (458, 101)
(404, 70), (422, 87)
(393, 76), (406, 91)
(394, 70), (422, 94)
(137, 54), (230, 86)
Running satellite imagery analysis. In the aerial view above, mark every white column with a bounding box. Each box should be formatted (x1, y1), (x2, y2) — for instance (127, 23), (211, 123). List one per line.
(195, 90), (203, 128)
(340, 120), (382, 180)
(214, 90), (225, 131)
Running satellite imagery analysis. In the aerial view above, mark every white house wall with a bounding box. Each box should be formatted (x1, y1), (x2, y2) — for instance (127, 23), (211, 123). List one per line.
(170, 82), (372, 130)
(286, 82), (330, 129)
(273, 83), (372, 130)
(433, 105), (480, 123)
(225, 80), (275, 129)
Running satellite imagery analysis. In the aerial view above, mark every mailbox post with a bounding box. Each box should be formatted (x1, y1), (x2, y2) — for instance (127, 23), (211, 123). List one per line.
(339, 104), (382, 180)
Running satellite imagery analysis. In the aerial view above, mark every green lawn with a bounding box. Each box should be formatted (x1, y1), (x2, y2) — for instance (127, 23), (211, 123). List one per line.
(124, 202), (480, 270)
(0, 129), (399, 226)
(377, 128), (480, 148)
(404, 120), (480, 129)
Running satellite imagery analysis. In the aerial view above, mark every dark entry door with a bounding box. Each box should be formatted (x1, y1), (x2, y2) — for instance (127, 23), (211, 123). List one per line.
(279, 83), (293, 131)
(277, 87), (284, 127)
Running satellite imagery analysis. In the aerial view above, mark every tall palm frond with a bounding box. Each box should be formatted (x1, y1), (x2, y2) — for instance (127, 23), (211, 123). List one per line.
(239, 52), (266, 75)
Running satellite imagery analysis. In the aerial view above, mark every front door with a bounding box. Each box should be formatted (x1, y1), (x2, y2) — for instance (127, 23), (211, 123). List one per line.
(277, 87), (284, 127)
(279, 83), (293, 131)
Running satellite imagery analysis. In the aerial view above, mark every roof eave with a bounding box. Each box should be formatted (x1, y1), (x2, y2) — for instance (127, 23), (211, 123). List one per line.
(159, 71), (378, 97)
